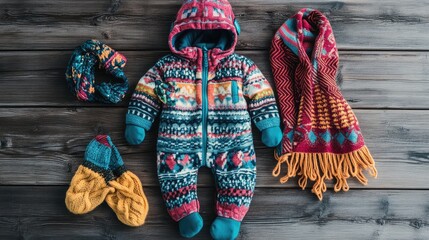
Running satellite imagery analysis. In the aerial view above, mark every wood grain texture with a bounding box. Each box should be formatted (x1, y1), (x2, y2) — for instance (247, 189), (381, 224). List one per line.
(1, 0), (428, 238)
(0, 186), (428, 240)
(1, 0), (429, 50)
(1, 51), (428, 109)
(3, 218), (427, 240)
(1, 108), (428, 188)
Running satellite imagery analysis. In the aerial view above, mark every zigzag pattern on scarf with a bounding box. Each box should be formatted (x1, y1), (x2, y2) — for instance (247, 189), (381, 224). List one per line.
(270, 8), (377, 200)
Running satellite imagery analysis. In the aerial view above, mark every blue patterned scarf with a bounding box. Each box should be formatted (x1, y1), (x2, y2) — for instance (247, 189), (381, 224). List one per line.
(65, 40), (128, 103)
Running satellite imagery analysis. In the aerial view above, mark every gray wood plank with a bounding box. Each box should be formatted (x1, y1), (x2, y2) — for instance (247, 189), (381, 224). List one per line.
(0, 0), (428, 50)
(0, 187), (428, 239)
(0, 108), (428, 188)
(2, 217), (428, 240)
(1, 217), (427, 240)
(1, 51), (428, 109)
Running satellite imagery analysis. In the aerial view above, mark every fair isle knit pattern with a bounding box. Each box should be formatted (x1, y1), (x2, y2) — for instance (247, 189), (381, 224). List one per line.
(65, 40), (128, 103)
(128, 53), (277, 221)
(127, 0), (280, 222)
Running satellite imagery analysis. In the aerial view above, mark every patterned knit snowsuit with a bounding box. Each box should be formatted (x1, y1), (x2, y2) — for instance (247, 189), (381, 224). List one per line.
(126, 0), (280, 222)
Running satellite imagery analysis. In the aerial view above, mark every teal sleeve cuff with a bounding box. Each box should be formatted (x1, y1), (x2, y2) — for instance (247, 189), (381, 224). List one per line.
(255, 117), (280, 131)
(126, 114), (152, 131)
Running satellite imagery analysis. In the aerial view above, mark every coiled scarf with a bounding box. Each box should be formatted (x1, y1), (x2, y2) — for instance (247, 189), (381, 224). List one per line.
(66, 40), (128, 103)
(270, 9), (377, 200)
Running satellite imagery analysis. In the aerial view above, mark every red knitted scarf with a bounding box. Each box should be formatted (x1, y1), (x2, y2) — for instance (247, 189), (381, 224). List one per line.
(270, 8), (377, 200)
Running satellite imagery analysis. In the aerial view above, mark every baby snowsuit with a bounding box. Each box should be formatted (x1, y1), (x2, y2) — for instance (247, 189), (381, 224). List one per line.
(125, 0), (282, 238)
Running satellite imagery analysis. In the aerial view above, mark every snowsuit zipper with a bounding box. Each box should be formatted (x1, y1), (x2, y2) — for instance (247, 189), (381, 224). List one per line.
(201, 47), (209, 166)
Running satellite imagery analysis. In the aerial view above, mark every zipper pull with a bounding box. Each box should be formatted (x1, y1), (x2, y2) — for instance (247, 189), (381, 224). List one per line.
(203, 48), (208, 68)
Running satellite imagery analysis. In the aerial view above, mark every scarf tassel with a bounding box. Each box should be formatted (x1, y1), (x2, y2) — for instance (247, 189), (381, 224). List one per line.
(272, 146), (378, 200)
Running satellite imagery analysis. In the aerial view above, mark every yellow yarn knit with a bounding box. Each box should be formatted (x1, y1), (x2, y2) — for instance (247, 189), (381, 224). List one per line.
(106, 171), (149, 227)
(65, 165), (115, 214)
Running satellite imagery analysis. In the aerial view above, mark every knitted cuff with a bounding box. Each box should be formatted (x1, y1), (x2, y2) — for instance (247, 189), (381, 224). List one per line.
(216, 202), (249, 222)
(84, 135), (112, 168)
(255, 117), (280, 131)
(126, 114), (152, 131)
(168, 200), (200, 222)
(109, 139), (127, 177)
(83, 135), (115, 182)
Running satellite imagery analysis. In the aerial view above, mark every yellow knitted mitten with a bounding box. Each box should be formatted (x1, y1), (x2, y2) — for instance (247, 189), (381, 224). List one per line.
(105, 136), (149, 227)
(65, 135), (115, 214)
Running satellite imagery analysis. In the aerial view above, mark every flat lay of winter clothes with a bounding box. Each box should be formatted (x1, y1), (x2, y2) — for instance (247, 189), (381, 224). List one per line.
(125, 0), (282, 238)
(61, 3), (380, 239)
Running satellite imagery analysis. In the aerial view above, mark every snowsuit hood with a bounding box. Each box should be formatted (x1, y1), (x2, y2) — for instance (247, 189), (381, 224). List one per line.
(168, 0), (240, 64)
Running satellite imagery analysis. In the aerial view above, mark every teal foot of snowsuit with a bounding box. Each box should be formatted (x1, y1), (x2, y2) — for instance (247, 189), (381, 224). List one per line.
(125, 0), (282, 239)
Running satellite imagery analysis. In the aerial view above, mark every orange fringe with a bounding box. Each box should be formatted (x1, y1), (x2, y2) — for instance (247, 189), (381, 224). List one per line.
(272, 146), (377, 200)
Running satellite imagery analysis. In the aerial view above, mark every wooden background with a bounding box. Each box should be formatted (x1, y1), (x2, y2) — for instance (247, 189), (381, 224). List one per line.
(1, 0), (429, 239)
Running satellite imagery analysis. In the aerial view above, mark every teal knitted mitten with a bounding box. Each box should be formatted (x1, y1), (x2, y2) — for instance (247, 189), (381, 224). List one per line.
(261, 126), (282, 147)
(125, 125), (146, 145)
(210, 217), (241, 240)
